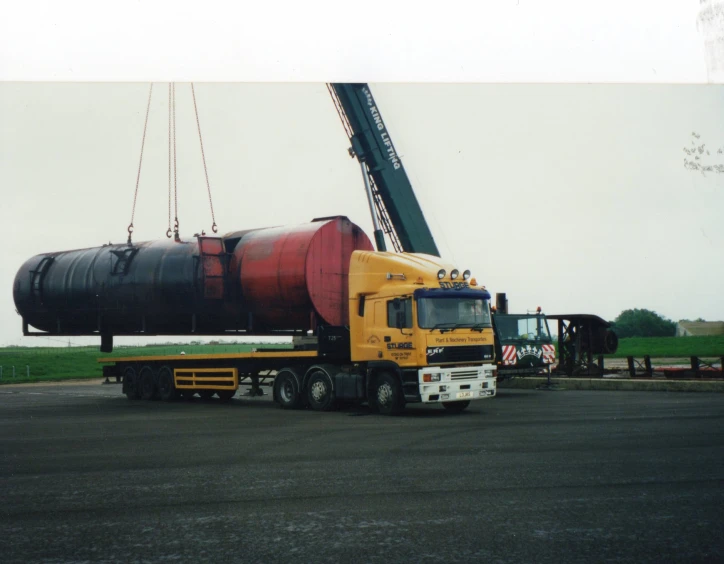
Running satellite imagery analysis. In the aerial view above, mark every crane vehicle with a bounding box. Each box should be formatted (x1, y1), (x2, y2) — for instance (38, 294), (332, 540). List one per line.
(327, 84), (620, 379)
(327, 84), (558, 379)
(13, 83), (498, 414)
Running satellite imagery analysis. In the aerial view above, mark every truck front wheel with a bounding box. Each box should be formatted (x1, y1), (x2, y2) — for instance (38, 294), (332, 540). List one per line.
(442, 400), (470, 413)
(375, 372), (404, 416)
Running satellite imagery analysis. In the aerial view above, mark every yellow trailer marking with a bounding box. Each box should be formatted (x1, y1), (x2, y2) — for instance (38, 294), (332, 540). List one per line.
(174, 367), (239, 391)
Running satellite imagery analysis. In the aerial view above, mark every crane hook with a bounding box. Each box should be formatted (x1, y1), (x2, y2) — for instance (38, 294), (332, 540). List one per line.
(211, 222), (218, 234)
(127, 224), (134, 245)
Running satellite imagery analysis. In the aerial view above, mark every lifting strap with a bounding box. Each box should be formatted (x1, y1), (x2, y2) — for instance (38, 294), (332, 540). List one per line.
(127, 83), (154, 245)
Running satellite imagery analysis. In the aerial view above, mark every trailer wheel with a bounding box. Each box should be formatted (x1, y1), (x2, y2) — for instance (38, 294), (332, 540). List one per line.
(306, 369), (335, 411)
(157, 366), (178, 402)
(122, 366), (140, 400)
(139, 366), (157, 400)
(217, 390), (236, 402)
(442, 400), (470, 413)
(375, 372), (404, 416)
(274, 369), (304, 410)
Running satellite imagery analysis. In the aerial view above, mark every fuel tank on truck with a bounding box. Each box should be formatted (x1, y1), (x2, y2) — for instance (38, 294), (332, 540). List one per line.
(13, 216), (373, 340)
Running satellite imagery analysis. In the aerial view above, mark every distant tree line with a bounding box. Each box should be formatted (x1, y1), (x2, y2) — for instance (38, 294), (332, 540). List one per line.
(683, 131), (723, 176)
(609, 309), (677, 338)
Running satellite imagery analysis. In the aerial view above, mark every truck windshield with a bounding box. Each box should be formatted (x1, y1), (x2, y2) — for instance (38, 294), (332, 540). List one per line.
(495, 315), (551, 341)
(417, 297), (492, 329)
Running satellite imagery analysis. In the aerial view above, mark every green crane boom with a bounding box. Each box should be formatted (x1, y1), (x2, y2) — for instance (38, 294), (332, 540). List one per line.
(328, 83), (440, 257)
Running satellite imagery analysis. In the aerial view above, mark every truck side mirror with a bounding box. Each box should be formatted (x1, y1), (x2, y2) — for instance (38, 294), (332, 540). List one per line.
(395, 311), (405, 329)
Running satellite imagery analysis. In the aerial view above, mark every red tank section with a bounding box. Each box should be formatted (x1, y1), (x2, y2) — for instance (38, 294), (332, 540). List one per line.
(229, 217), (374, 329)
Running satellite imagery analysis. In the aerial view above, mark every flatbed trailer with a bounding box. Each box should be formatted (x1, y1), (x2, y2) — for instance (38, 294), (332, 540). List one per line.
(99, 341), (497, 412)
(100, 349), (319, 401)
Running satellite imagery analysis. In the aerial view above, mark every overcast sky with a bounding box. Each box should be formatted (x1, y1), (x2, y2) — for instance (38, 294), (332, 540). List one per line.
(1, 1), (722, 347)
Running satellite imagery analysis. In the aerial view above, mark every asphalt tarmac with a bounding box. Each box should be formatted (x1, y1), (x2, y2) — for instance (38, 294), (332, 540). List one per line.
(1, 382), (722, 563)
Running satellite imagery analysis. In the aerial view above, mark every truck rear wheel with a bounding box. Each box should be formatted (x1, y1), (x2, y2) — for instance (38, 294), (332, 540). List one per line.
(306, 368), (336, 411)
(442, 400), (470, 413)
(139, 366), (157, 400)
(274, 368), (304, 410)
(157, 366), (178, 402)
(375, 372), (404, 416)
(122, 366), (140, 400)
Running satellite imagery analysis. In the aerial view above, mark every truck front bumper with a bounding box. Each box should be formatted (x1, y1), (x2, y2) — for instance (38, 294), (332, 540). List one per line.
(417, 365), (497, 404)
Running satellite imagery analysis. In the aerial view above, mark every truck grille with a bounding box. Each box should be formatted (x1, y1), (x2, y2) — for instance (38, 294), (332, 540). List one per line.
(451, 370), (481, 380)
(426, 345), (494, 364)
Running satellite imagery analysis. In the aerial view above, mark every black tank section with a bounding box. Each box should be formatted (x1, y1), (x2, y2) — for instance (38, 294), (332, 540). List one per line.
(13, 238), (230, 336)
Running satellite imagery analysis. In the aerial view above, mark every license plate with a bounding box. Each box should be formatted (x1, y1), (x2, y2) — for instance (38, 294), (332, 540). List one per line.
(456, 391), (473, 399)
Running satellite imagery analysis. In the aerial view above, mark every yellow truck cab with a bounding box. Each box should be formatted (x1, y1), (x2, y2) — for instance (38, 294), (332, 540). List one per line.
(345, 250), (497, 413)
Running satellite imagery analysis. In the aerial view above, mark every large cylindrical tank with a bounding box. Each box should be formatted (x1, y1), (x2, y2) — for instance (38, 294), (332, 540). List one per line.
(13, 216), (373, 337)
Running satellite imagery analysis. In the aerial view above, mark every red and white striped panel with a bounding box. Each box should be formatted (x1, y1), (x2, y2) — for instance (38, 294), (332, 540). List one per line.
(542, 344), (556, 364)
(502, 345), (517, 365)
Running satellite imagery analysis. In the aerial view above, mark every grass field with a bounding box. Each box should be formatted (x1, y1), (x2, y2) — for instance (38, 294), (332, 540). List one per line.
(0, 343), (292, 384)
(0, 336), (722, 385)
(608, 335), (724, 359)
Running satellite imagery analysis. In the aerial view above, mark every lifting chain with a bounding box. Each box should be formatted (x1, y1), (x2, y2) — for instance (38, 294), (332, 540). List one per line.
(191, 83), (218, 234)
(167, 83), (180, 241)
(127, 83), (154, 245)
(167, 83), (173, 239)
(128, 82), (218, 244)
